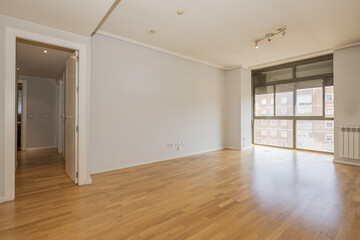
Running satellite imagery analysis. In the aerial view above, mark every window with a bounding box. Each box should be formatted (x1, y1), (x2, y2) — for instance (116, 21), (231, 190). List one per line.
(276, 83), (294, 116)
(297, 95), (312, 106)
(280, 108), (288, 116)
(325, 134), (333, 144)
(296, 60), (333, 78)
(255, 86), (274, 116)
(254, 120), (293, 148)
(325, 86), (334, 118)
(326, 107), (333, 115)
(325, 121), (333, 128)
(271, 130), (277, 137)
(295, 80), (323, 116)
(326, 93), (333, 101)
(253, 56), (334, 153)
(296, 120), (334, 152)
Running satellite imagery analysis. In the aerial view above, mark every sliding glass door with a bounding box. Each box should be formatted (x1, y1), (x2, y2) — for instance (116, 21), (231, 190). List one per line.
(252, 55), (334, 153)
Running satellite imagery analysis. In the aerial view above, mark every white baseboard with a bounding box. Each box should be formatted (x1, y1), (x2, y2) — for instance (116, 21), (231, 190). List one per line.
(26, 146), (57, 151)
(226, 146), (241, 150)
(91, 147), (225, 175)
(0, 196), (13, 204)
(85, 178), (92, 184)
(334, 157), (360, 167)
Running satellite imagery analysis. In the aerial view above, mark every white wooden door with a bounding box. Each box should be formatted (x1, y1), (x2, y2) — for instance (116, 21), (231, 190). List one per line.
(64, 52), (78, 183)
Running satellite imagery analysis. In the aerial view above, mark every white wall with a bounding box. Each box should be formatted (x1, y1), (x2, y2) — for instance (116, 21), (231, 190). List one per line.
(225, 67), (252, 150)
(91, 33), (226, 173)
(240, 68), (252, 149)
(0, 14), (92, 199)
(19, 76), (57, 149)
(334, 45), (360, 161)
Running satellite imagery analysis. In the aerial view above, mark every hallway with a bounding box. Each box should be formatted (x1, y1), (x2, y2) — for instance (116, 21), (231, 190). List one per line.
(16, 149), (73, 197)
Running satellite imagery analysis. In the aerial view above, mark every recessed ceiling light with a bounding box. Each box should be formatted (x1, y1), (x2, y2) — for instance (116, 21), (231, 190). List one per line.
(43, 50), (48, 53)
(177, 11), (184, 15)
(149, 30), (156, 34)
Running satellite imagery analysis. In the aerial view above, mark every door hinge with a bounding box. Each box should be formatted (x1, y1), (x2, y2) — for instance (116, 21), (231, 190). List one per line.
(76, 87), (79, 93)
(76, 172), (79, 179)
(76, 126), (79, 133)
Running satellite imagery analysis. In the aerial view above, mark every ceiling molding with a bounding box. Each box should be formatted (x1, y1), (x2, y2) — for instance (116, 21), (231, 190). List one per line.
(223, 65), (243, 71)
(333, 41), (360, 51)
(97, 30), (225, 70)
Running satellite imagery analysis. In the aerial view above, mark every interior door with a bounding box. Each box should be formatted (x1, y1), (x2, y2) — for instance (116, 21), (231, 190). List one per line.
(64, 51), (78, 183)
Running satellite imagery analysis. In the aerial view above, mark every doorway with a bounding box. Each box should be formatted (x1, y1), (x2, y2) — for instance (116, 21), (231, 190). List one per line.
(15, 38), (79, 195)
(4, 28), (90, 202)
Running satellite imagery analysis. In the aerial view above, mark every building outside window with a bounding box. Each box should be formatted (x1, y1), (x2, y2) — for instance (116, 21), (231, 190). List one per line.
(252, 55), (334, 153)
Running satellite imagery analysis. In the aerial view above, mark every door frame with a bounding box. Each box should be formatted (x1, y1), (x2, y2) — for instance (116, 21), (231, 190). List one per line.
(4, 28), (90, 202)
(17, 79), (27, 150)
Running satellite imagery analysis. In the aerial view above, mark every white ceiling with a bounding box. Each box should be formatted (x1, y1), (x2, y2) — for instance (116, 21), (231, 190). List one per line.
(1, 0), (360, 69)
(17, 40), (73, 79)
(100, 0), (360, 68)
(0, 0), (116, 36)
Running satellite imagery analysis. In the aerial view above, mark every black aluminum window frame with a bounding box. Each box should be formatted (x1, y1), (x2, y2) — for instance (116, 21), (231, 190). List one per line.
(251, 54), (334, 153)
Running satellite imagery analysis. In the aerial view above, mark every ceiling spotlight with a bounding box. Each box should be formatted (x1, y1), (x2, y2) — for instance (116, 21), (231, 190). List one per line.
(177, 10), (184, 15)
(254, 27), (286, 48)
(43, 50), (48, 53)
(149, 30), (156, 34)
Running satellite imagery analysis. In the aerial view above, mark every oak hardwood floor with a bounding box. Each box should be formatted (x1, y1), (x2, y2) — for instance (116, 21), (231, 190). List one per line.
(1, 146), (360, 239)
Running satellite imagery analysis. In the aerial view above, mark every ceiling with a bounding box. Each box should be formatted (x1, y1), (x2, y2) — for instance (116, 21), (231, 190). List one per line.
(2, 0), (360, 69)
(0, 0), (116, 36)
(17, 39), (73, 79)
(101, 0), (360, 68)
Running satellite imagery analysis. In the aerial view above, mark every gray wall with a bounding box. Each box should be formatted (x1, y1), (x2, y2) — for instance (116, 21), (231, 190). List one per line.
(20, 76), (57, 149)
(225, 67), (252, 150)
(91, 33), (226, 173)
(334, 45), (360, 159)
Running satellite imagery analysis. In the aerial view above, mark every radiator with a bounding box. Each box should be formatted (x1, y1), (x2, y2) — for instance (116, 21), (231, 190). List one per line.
(339, 126), (360, 159)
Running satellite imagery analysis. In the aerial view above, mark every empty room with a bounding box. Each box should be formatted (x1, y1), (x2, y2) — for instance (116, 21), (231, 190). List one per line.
(0, 0), (360, 239)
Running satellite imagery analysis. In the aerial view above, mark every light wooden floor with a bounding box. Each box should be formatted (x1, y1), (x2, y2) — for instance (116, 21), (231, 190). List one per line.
(1, 147), (360, 240)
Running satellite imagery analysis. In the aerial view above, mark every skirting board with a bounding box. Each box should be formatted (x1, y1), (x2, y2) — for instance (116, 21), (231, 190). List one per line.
(334, 157), (360, 167)
(91, 147), (225, 175)
(0, 196), (13, 204)
(26, 146), (57, 151)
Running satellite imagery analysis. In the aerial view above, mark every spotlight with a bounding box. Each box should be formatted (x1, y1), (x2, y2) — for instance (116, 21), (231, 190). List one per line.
(254, 27), (286, 48)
